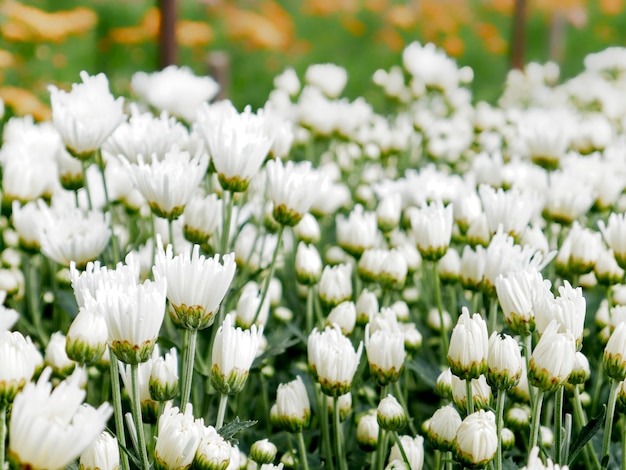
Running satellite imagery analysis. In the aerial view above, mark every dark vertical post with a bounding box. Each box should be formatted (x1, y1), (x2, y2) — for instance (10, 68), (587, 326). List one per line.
(511, 0), (527, 70)
(159, 0), (177, 68)
(207, 51), (230, 101)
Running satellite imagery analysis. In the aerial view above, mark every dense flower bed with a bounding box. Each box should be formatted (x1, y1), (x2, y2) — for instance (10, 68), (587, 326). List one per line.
(1, 41), (626, 470)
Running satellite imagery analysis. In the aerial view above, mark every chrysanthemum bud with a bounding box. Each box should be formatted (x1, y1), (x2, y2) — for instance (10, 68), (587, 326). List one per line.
(318, 264), (353, 310)
(356, 289), (379, 326)
(295, 243), (322, 285)
(410, 200), (453, 261)
(604, 322), (626, 381)
(427, 308), (452, 333)
(426, 404), (462, 452)
(448, 308), (489, 380)
(154, 404), (203, 470)
(193, 425), (233, 470)
(45, 331), (76, 377)
(388, 435), (424, 470)
(379, 249), (408, 290)
(326, 392), (352, 421)
(149, 347), (178, 402)
(377, 193), (402, 233)
(356, 411), (379, 451)
(250, 439), (277, 465)
(501, 428), (515, 451)
(438, 248), (461, 284)
(454, 410), (497, 469)
(451, 375), (492, 415)
(505, 404), (531, 432)
(0, 331), (42, 406)
(326, 301), (357, 336)
(79, 431), (120, 470)
(435, 368), (453, 399)
(529, 320), (576, 392)
(486, 332), (523, 390)
(377, 394), (406, 431)
(275, 376), (311, 433)
(66, 308), (108, 366)
(293, 213), (320, 244)
(568, 351), (590, 385)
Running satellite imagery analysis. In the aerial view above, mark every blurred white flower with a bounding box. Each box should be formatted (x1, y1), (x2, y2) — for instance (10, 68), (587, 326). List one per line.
(305, 63), (347, 98)
(336, 204), (378, 258)
(0, 330), (41, 406)
(9, 367), (113, 470)
(49, 71), (125, 158)
(79, 431), (120, 470)
(131, 65), (219, 123)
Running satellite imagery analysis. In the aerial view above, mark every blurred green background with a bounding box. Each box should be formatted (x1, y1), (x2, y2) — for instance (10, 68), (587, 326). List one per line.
(0, 0), (625, 118)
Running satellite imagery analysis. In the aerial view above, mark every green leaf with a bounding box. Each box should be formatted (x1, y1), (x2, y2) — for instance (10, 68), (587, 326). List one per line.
(568, 407), (606, 466)
(218, 417), (257, 446)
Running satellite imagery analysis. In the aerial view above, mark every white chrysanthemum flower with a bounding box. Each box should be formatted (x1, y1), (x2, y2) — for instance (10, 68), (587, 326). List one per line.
(402, 41), (460, 92)
(92, 274), (167, 365)
(326, 301), (357, 336)
(194, 424), (233, 470)
(44, 331), (75, 376)
(409, 200), (453, 261)
(304, 63), (348, 98)
(11, 200), (43, 252)
(183, 193), (222, 245)
(131, 65), (219, 123)
(478, 184), (540, 239)
(79, 431), (120, 470)
(265, 159), (324, 226)
(448, 307), (489, 380)
(543, 171), (595, 225)
(603, 322), (626, 381)
(521, 446), (568, 470)
(211, 315), (263, 395)
(427, 404), (462, 452)
(149, 347), (179, 402)
(0, 330), (41, 405)
(275, 376), (311, 433)
(154, 403), (204, 470)
(9, 367), (113, 470)
(121, 146), (208, 220)
(388, 434), (424, 470)
(529, 320), (576, 392)
(154, 241), (236, 330)
(487, 332), (523, 390)
(598, 212), (626, 270)
(234, 281), (270, 329)
(274, 67), (300, 96)
(196, 101), (273, 192)
(307, 324), (363, 397)
(49, 71), (125, 158)
(103, 105), (191, 163)
(364, 322), (405, 386)
(66, 307), (108, 365)
(37, 201), (111, 268)
(336, 204), (378, 258)
(318, 263), (353, 310)
(454, 410), (497, 468)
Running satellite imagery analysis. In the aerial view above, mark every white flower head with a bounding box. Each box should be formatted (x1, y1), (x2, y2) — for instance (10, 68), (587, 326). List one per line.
(265, 159), (325, 226)
(486, 332), (523, 390)
(307, 324), (363, 397)
(0, 330), (41, 405)
(9, 367), (113, 469)
(410, 199), (453, 261)
(319, 263), (353, 310)
(448, 307), (489, 380)
(427, 405), (462, 452)
(336, 204), (378, 258)
(154, 403), (204, 469)
(454, 410), (497, 468)
(275, 376), (311, 433)
(211, 315), (263, 395)
(364, 322), (405, 386)
(304, 63), (348, 98)
(529, 320), (576, 392)
(131, 65), (219, 123)
(49, 71), (125, 158)
(79, 431), (120, 470)
(154, 241), (236, 330)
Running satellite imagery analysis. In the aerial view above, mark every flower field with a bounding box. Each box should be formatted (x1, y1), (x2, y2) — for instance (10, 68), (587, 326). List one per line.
(2, 1), (626, 470)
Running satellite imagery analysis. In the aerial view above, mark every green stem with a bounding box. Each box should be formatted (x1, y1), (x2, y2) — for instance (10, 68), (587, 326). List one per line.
(0, 406), (6, 469)
(374, 386), (389, 470)
(216, 393), (229, 429)
(495, 388), (506, 470)
(601, 379), (620, 469)
(297, 431), (310, 470)
(524, 335), (536, 406)
(130, 363), (150, 470)
(391, 432), (410, 467)
(333, 395), (348, 470)
(488, 297), (498, 334)
(96, 149), (120, 263)
(622, 415), (626, 470)
(529, 389), (545, 451)
(319, 385), (334, 470)
(444, 451), (452, 470)
(393, 381), (416, 436)
(167, 218), (175, 254)
(306, 285), (315, 334)
(252, 224), (284, 325)
(81, 159), (93, 210)
(554, 386), (564, 464)
(180, 328), (198, 407)
(220, 190), (234, 254)
(109, 357), (130, 470)
(23, 254), (47, 346)
(432, 261), (448, 358)
(572, 387), (601, 470)
(466, 378), (474, 416)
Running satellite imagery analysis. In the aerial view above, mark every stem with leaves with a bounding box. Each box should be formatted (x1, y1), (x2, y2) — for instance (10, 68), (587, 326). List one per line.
(601, 379), (619, 469)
